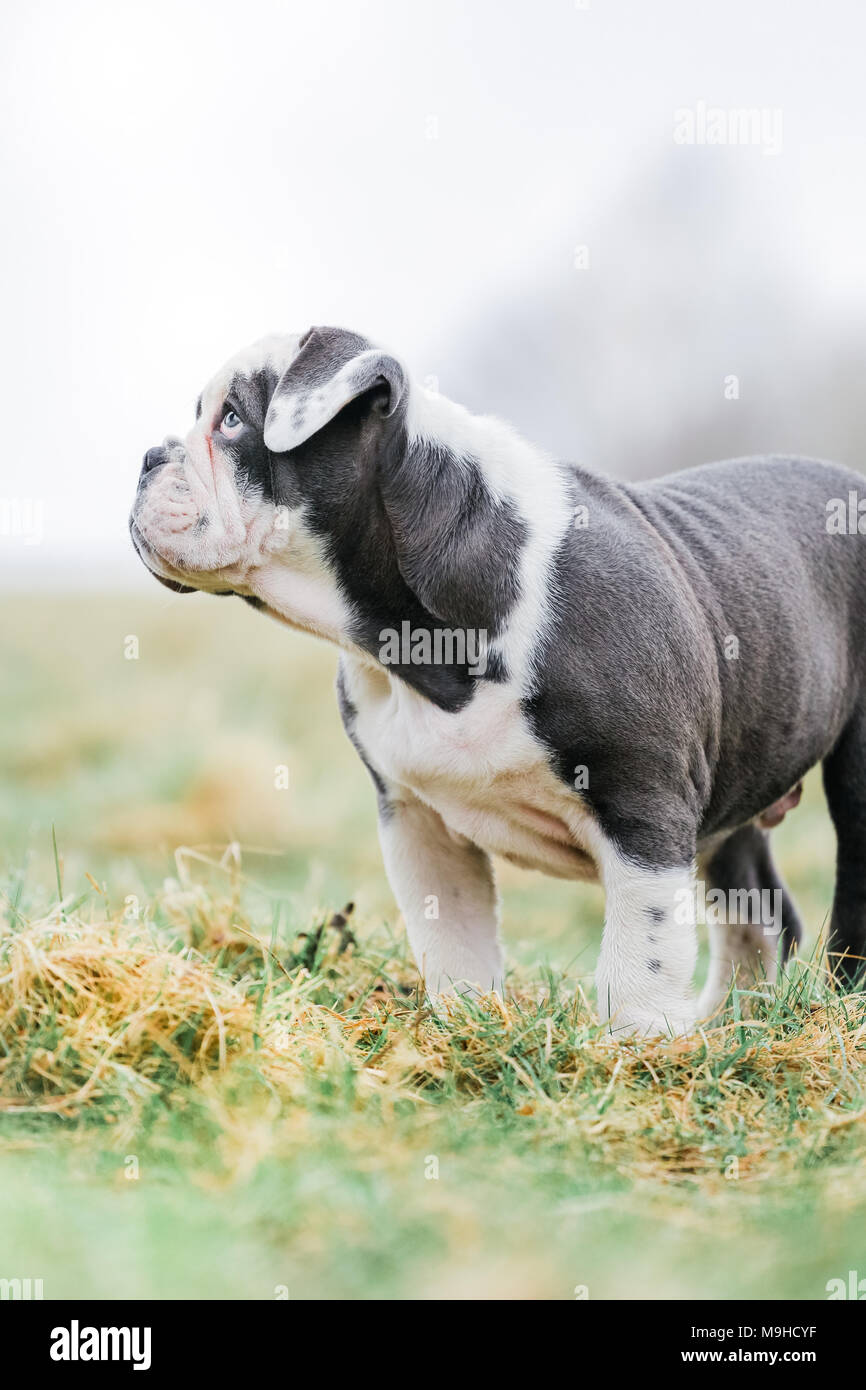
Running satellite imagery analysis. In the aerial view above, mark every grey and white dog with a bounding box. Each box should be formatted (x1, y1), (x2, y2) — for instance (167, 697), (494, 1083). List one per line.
(130, 326), (866, 1036)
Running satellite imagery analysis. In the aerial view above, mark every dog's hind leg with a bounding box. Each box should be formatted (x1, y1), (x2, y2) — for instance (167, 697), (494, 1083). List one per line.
(696, 824), (803, 1020)
(823, 709), (866, 987)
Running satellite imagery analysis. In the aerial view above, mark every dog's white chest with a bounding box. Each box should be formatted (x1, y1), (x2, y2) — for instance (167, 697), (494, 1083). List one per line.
(344, 661), (600, 880)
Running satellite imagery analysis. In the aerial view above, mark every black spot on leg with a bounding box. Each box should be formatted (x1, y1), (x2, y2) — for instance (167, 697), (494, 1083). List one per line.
(647, 959), (661, 973)
(646, 906), (665, 922)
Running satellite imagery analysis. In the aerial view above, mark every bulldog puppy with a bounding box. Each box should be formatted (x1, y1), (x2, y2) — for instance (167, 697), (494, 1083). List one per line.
(130, 326), (866, 1035)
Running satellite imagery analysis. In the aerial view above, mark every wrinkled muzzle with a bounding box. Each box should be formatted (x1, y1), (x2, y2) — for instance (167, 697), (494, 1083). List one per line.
(129, 431), (248, 590)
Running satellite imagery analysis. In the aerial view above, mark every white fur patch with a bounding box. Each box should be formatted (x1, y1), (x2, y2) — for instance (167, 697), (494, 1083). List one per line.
(198, 334), (302, 428)
(378, 798), (504, 997)
(406, 387), (572, 693)
(595, 850), (698, 1037)
(249, 506), (358, 645)
(344, 661), (600, 882)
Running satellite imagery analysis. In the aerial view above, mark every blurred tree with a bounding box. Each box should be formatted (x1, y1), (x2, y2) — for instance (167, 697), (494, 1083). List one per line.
(443, 152), (866, 481)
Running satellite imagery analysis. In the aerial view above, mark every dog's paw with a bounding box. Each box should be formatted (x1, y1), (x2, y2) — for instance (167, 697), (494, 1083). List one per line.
(423, 978), (507, 1022)
(696, 981), (774, 1025)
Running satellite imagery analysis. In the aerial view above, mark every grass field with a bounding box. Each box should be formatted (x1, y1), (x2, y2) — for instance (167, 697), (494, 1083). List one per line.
(2, 593), (865, 1300)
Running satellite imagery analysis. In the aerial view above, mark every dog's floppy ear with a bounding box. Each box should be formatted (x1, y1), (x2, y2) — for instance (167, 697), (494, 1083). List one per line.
(263, 326), (405, 453)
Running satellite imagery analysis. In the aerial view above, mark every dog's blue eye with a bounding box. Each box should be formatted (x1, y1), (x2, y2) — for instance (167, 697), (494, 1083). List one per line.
(219, 409), (243, 438)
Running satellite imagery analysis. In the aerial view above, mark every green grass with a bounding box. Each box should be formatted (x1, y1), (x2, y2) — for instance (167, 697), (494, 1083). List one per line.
(1, 593), (863, 1301)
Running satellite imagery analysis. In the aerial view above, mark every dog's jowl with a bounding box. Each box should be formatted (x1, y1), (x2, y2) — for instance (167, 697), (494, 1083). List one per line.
(130, 325), (866, 1036)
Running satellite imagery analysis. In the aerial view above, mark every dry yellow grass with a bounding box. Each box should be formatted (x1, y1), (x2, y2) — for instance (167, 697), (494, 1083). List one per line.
(3, 875), (866, 1196)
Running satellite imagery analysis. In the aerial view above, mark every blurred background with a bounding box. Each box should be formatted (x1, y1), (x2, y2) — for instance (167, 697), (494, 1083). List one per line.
(2, 0), (865, 1304)
(4, 0), (866, 591)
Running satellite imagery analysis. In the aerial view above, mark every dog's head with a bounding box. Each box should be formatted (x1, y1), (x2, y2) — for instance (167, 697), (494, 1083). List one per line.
(130, 325), (537, 701)
(130, 326), (406, 601)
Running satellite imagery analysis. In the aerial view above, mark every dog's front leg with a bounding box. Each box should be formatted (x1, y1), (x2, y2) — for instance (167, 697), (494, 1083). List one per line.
(378, 794), (504, 998)
(596, 849), (698, 1038)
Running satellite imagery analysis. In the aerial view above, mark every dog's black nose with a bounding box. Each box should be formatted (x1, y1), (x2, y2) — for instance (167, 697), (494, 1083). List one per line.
(142, 446), (167, 474)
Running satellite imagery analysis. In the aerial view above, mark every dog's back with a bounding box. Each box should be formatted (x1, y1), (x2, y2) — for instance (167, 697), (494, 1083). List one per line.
(637, 455), (865, 831)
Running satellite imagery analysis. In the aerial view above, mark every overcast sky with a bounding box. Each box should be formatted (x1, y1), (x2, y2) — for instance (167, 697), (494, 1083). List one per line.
(2, 0), (865, 588)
